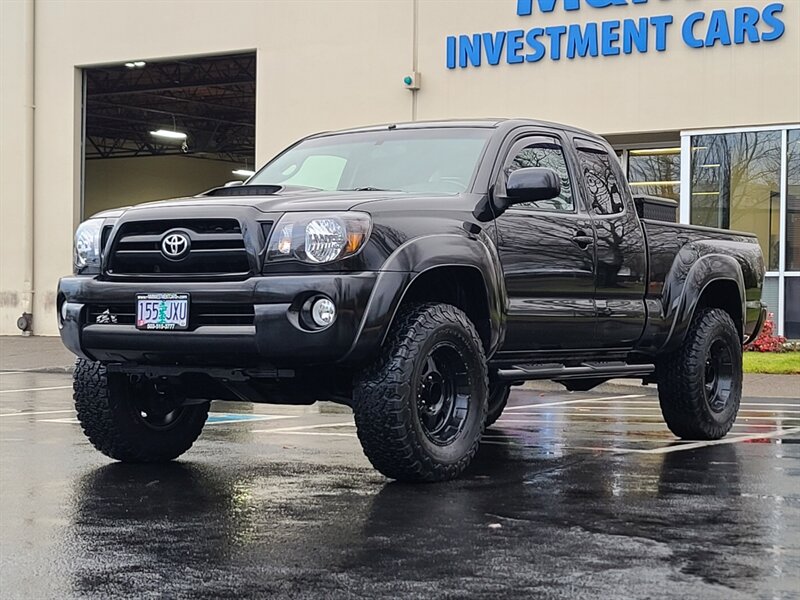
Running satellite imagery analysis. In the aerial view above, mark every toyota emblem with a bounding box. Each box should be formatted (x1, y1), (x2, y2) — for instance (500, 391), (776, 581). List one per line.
(161, 232), (190, 259)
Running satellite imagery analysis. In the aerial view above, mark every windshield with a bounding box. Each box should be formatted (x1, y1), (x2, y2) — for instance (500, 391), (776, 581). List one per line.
(248, 128), (491, 194)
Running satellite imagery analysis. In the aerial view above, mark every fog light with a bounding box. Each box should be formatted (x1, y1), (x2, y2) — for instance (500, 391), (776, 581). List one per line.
(311, 297), (336, 328)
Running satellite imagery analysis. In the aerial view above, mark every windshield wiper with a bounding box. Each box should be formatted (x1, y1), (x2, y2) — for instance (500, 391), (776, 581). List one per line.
(341, 187), (397, 192)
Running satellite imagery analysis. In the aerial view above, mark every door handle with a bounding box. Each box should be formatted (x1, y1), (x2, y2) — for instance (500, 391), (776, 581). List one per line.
(572, 234), (594, 249)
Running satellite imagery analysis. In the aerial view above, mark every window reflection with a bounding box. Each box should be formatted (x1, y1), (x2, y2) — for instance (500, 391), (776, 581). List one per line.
(787, 130), (800, 271)
(785, 278), (800, 339)
(690, 132), (781, 271)
(627, 147), (680, 201)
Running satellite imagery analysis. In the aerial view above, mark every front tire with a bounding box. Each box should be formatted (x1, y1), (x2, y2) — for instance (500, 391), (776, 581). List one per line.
(353, 303), (488, 482)
(657, 308), (742, 440)
(74, 359), (209, 462)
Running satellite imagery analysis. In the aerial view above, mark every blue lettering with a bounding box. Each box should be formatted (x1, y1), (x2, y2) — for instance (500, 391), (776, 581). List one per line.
(650, 15), (673, 51)
(682, 12), (704, 48)
(761, 3), (785, 41)
(517, 0), (580, 16)
(525, 28), (547, 61)
(545, 25), (568, 60)
(506, 29), (525, 63)
(482, 31), (506, 65)
(601, 20), (621, 55)
(446, 36), (456, 69)
(586, 0), (628, 7)
(459, 34), (482, 67)
(734, 7), (760, 44)
(567, 23), (599, 58)
(622, 18), (648, 54)
(705, 10), (732, 47)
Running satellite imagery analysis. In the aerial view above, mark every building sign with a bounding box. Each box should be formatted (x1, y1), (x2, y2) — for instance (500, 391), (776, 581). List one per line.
(446, 0), (786, 68)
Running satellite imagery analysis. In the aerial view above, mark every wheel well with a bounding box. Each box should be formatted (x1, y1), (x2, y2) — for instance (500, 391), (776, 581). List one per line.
(696, 279), (743, 338)
(400, 266), (492, 351)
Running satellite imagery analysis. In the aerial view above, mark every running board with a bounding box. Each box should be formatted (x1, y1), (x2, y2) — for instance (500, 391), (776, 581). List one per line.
(495, 362), (655, 382)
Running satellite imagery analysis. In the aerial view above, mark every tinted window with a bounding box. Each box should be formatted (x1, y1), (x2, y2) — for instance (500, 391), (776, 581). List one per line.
(578, 148), (625, 215)
(506, 143), (574, 212)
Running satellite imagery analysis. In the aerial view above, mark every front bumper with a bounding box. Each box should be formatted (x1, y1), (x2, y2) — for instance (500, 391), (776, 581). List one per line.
(58, 272), (407, 367)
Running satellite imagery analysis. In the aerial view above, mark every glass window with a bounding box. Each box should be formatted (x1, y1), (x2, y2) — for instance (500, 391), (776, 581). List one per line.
(785, 278), (800, 339)
(506, 143), (574, 211)
(577, 149), (625, 215)
(787, 130), (800, 271)
(627, 147), (681, 201)
(690, 131), (781, 270)
(762, 276), (779, 324)
(249, 128), (491, 195)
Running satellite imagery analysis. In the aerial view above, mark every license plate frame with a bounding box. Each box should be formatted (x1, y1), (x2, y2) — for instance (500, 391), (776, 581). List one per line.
(135, 293), (190, 331)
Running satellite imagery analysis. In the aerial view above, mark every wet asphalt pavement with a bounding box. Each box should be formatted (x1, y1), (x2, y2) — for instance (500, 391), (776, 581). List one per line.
(0, 371), (798, 599)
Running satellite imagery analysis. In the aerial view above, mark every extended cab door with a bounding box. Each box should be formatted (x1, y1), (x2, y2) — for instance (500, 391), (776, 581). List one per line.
(573, 138), (647, 348)
(493, 133), (597, 353)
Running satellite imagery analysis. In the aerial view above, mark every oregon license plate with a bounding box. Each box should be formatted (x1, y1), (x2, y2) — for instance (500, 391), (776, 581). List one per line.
(136, 293), (189, 330)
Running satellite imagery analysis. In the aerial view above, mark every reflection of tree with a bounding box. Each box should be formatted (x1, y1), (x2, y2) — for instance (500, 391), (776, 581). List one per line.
(507, 145), (573, 211)
(628, 151), (680, 201)
(690, 132), (781, 268)
(579, 150), (626, 214)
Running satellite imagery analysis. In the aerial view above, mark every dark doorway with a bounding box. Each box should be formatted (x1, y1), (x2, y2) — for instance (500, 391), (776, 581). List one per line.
(82, 52), (256, 217)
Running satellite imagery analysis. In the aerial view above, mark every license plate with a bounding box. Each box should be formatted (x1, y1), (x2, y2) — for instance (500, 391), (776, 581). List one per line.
(136, 293), (189, 330)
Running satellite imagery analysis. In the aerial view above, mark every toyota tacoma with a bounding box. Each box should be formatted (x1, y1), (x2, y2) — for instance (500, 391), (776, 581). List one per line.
(58, 119), (767, 481)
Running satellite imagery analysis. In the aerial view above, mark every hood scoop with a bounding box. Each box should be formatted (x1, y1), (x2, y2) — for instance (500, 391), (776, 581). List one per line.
(203, 184), (283, 197)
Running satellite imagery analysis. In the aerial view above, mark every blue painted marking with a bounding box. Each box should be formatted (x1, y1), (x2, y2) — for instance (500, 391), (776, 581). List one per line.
(206, 413), (280, 425)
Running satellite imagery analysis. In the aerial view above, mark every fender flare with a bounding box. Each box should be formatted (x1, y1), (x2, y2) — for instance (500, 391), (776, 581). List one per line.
(659, 252), (745, 353)
(339, 233), (506, 363)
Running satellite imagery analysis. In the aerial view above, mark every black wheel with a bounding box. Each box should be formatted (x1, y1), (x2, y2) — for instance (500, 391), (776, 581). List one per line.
(74, 359), (209, 462)
(657, 308), (742, 440)
(353, 303), (488, 482)
(485, 383), (510, 428)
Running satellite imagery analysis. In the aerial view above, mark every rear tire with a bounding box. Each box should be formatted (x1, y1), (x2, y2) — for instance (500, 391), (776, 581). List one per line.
(657, 308), (742, 440)
(74, 359), (209, 462)
(485, 383), (510, 428)
(353, 303), (488, 482)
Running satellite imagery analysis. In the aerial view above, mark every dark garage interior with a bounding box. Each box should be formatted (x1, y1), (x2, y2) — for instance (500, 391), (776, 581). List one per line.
(82, 52), (256, 218)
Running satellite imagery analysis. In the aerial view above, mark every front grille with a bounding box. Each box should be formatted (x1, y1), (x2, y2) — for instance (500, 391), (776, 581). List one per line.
(87, 302), (255, 327)
(107, 219), (254, 278)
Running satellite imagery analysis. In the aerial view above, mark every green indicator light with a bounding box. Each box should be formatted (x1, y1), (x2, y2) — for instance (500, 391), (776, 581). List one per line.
(403, 76), (413, 85)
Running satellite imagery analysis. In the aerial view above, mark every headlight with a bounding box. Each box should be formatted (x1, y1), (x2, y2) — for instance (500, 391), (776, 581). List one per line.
(73, 219), (103, 273)
(267, 212), (371, 264)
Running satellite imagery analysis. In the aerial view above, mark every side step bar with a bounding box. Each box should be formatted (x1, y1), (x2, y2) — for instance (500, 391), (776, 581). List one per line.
(495, 362), (655, 382)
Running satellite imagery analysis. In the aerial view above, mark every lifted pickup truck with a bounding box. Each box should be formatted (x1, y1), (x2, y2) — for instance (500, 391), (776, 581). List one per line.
(59, 119), (766, 482)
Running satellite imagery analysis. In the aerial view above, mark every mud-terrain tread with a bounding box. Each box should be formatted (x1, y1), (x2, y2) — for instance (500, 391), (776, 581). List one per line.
(74, 359), (208, 462)
(353, 303), (488, 482)
(657, 308), (742, 440)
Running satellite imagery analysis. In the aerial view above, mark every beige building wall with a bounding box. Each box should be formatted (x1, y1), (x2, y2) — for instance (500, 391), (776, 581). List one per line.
(1, 0), (798, 335)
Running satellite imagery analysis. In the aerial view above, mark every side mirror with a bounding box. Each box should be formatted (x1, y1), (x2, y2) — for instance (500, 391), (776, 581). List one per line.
(505, 167), (560, 205)
(223, 180), (245, 188)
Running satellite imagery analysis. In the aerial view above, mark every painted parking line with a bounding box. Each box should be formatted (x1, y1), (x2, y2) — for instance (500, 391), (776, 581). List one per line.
(0, 385), (72, 394)
(39, 412), (294, 425)
(494, 418), (787, 430)
(253, 421), (354, 434)
(503, 394), (647, 410)
(0, 409), (76, 418)
(570, 427), (800, 455)
(501, 412), (800, 422)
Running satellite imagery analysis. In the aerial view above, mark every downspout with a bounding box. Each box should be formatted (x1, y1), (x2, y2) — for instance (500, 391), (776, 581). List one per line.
(19, 0), (35, 335)
(411, 0), (419, 122)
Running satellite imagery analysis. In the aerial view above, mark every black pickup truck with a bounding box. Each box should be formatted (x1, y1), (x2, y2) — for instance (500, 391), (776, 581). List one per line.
(59, 119), (766, 482)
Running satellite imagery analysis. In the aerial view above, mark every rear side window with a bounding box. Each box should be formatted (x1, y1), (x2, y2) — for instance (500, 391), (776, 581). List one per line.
(577, 148), (625, 215)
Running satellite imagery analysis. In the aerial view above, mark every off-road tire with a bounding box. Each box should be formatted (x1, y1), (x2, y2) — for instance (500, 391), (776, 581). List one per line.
(657, 308), (742, 440)
(485, 383), (510, 428)
(74, 359), (209, 462)
(353, 303), (488, 482)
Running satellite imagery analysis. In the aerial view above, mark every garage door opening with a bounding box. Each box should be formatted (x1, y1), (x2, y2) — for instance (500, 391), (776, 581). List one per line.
(81, 52), (256, 218)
